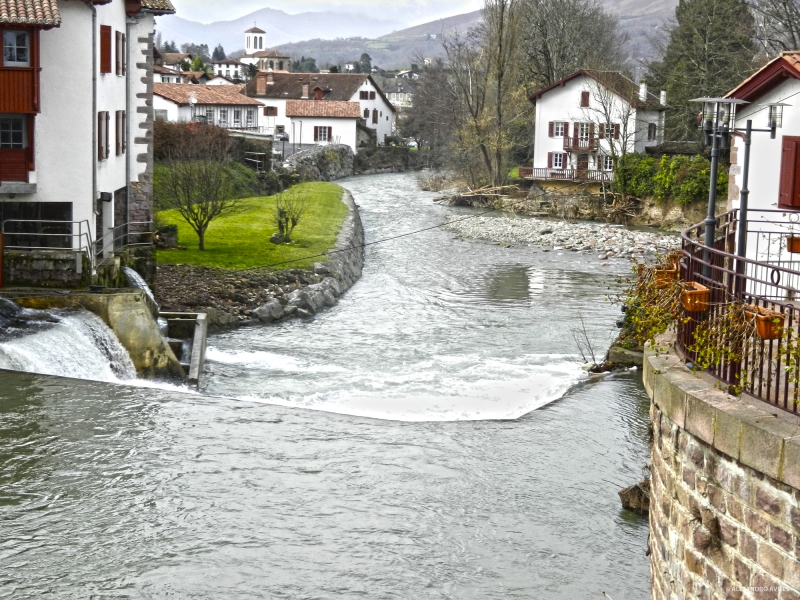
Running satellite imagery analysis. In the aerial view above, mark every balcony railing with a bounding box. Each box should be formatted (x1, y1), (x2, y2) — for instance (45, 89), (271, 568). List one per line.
(677, 209), (800, 413)
(521, 167), (613, 182)
(563, 136), (598, 152)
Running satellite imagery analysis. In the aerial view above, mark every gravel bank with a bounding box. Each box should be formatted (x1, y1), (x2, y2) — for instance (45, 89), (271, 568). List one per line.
(444, 215), (680, 260)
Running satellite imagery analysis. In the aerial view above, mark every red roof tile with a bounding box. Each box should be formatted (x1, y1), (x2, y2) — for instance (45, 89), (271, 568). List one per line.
(285, 100), (362, 118)
(0, 0), (60, 26)
(153, 83), (262, 106)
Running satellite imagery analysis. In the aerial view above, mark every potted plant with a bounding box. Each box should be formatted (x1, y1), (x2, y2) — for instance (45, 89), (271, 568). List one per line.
(754, 307), (785, 340)
(680, 282), (709, 312)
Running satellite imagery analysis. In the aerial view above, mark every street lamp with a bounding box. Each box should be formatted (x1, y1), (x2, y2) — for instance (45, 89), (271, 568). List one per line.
(690, 98), (749, 277)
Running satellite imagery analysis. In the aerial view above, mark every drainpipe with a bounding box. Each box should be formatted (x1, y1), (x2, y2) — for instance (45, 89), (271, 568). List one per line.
(84, 1), (98, 231)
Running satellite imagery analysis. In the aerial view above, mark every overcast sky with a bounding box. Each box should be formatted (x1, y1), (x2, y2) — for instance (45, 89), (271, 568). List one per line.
(170, 0), (483, 26)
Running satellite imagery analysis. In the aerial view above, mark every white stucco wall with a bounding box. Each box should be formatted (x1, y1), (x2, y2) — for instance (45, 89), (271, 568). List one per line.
(533, 75), (664, 172)
(253, 97), (290, 135)
(154, 96), (260, 130)
(351, 78), (394, 143)
(289, 117), (358, 153)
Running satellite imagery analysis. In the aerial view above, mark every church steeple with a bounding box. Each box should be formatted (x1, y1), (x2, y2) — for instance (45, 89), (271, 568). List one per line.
(245, 23), (266, 53)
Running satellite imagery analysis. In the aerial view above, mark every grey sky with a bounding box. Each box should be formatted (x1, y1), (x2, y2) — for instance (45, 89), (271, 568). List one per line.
(170, 0), (483, 26)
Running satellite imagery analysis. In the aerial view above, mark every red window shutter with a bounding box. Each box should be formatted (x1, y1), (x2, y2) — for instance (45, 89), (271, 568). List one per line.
(548, 122), (554, 137)
(122, 110), (127, 153)
(614, 124), (620, 140)
(370, 91), (376, 100)
(116, 111), (121, 156)
(573, 122), (579, 139)
(328, 127), (332, 140)
(106, 112), (110, 159)
(115, 31), (121, 75)
(100, 26), (112, 74)
(314, 127), (319, 141)
(97, 112), (104, 160)
(580, 91), (589, 107)
(589, 123), (595, 139)
(547, 152), (553, 168)
(599, 124), (605, 139)
(779, 137), (799, 208)
(122, 34), (126, 75)
(264, 107), (268, 116)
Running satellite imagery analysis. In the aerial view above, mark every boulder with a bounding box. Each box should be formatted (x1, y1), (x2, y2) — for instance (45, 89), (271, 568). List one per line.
(203, 307), (238, 329)
(314, 262), (330, 275)
(270, 233), (284, 245)
(253, 298), (284, 323)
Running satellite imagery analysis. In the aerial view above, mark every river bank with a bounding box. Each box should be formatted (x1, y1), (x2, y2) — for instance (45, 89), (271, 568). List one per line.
(443, 213), (680, 260)
(156, 189), (364, 329)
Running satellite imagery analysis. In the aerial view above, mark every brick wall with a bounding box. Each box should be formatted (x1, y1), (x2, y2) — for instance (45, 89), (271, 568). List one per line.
(646, 343), (800, 600)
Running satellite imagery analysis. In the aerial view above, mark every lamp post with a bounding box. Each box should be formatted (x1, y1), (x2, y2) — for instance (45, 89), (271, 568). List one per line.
(690, 98), (749, 277)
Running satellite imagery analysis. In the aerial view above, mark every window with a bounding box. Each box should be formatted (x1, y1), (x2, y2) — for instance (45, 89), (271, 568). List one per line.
(154, 109), (168, 121)
(226, 69), (230, 78)
(115, 110), (126, 155)
(3, 31), (30, 67)
(554, 122), (565, 137)
(233, 108), (241, 127)
(314, 88), (324, 101)
(246, 108), (255, 127)
(219, 108), (228, 125)
(648, 122), (657, 141)
(100, 26), (112, 74)
(578, 122), (590, 139)
(234, 69), (239, 79)
(372, 109), (378, 124)
(314, 126), (332, 142)
(603, 155), (614, 171)
(115, 31), (126, 76)
(548, 152), (565, 169)
(369, 91), (376, 100)
(264, 106), (278, 117)
(0, 116), (26, 148)
(363, 108), (369, 119)
(391, 93), (396, 100)
(580, 91), (589, 107)
(360, 91), (369, 100)
(98, 111), (110, 160)
(206, 106), (214, 122)
(276, 125), (285, 134)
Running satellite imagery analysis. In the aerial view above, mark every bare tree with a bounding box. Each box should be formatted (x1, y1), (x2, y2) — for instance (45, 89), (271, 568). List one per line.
(154, 124), (243, 251)
(273, 186), (307, 243)
(750, 0), (800, 55)
(519, 0), (630, 87)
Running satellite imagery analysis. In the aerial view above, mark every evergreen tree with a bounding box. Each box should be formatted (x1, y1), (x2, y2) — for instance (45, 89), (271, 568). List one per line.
(212, 44), (226, 61)
(163, 40), (179, 53)
(360, 53), (372, 74)
(648, 0), (757, 142)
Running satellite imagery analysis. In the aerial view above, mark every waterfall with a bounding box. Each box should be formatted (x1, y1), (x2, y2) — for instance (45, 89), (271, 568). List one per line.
(122, 267), (159, 310)
(0, 300), (136, 382)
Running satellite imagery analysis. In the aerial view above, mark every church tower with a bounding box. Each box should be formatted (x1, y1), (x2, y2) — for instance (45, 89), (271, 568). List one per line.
(245, 26), (266, 53)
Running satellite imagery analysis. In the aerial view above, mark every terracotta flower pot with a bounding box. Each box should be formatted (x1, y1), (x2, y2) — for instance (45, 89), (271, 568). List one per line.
(654, 268), (677, 289)
(755, 309), (785, 340)
(788, 236), (800, 254)
(681, 282), (709, 312)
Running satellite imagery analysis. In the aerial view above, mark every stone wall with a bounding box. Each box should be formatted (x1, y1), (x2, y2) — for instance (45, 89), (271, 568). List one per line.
(288, 144), (354, 182)
(645, 341), (800, 600)
(3, 250), (91, 288)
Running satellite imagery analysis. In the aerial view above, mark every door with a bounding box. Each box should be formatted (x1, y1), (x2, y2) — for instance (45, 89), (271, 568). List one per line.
(779, 136), (800, 209)
(577, 154), (589, 179)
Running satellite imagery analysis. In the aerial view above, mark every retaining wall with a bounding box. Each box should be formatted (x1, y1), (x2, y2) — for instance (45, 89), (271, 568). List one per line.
(644, 340), (800, 600)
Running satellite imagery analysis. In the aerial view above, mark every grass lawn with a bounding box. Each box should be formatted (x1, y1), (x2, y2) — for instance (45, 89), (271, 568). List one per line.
(156, 182), (348, 270)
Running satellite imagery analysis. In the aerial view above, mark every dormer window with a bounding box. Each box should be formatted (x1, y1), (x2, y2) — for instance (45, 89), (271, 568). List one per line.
(314, 88), (324, 100)
(3, 31), (30, 67)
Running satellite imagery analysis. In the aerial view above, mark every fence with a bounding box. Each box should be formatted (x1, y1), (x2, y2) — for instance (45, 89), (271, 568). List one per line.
(677, 209), (800, 413)
(519, 167), (613, 182)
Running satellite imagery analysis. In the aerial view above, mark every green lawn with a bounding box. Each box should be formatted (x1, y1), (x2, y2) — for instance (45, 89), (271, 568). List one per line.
(156, 182), (348, 270)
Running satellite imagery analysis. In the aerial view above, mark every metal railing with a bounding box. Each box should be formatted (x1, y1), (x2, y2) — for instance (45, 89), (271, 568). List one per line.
(521, 167), (614, 182)
(677, 209), (800, 413)
(563, 136), (598, 152)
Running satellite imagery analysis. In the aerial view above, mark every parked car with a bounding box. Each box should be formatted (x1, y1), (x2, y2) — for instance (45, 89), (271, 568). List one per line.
(274, 132), (289, 141)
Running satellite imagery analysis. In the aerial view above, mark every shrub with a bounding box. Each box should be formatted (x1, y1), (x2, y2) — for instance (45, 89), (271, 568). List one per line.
(616, 153), (727, 206)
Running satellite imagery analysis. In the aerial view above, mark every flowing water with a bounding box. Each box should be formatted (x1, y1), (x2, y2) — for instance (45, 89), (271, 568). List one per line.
(0, 172), (651, 598)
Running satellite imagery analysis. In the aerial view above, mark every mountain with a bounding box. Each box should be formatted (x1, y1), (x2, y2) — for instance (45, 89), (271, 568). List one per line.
(154, 8), (401, 55)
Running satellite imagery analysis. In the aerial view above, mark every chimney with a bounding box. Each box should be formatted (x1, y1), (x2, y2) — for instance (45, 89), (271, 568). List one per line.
(267, 68), (274, 86)
(639, 79), (648, 102)
(256, 72), (266, 95)
(660, 90), (667, 106)
(302, 83), (309, 99)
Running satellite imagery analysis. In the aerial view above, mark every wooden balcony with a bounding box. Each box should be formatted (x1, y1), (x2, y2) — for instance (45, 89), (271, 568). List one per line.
(0, 68), (39, 113)
(563, 136), (598, 153)
(522, 167), (613, 182)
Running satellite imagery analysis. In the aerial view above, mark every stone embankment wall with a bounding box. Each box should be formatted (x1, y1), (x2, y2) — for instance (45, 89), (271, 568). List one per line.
(289, 144), (354, 182)
(3, 250), (92, 288)
(645, 340), (800, 600)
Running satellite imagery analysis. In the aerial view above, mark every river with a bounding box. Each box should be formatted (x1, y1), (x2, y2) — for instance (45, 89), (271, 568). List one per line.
(0, 172), (651, 598)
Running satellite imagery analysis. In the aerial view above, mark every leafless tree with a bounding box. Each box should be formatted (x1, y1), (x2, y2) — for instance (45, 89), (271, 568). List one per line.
(750, 0), (800, 55)
(273, 186), (307, 243)
(154, 124), (243, 251)
(519, 0), (630, 88)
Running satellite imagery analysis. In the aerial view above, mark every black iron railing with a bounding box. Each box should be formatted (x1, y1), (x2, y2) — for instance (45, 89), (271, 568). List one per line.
(678, 209), (800, 413)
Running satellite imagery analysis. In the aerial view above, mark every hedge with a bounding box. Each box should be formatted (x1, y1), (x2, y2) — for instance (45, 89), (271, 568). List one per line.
(615, 154), (728, 206)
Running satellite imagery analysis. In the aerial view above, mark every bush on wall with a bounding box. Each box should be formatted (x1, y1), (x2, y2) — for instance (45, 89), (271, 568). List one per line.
(615, 154), (727, 206)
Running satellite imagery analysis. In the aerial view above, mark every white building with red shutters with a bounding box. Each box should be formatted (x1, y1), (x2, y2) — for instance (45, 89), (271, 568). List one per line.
(527, 70), (666, 181)
(0, 0), (175, 269)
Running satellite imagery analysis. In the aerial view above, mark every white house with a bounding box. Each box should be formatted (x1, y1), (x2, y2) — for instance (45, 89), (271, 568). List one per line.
(528, 70), (666, 181)
(154, 64), (182, 83)
(210, 58), (243, 80)
(246, 70), (395, 144)
(284, 100), (361, 152)
(153, 83), (262, 130)
(0, 0), (175, 265)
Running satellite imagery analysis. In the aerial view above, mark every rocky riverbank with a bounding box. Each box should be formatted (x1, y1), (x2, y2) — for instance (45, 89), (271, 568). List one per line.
(443, 215), (680, 260)
(156, 190), (364, 330)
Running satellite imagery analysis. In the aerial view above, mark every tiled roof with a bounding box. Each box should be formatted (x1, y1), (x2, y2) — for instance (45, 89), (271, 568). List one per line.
(163, 53), (191, 64)
(154, 83), (262, 106)
(212, 58), (242, 65)
(245, 26), (265, 33)
(726, 51), (800, 102)
(154, 65), (180, 75)
(285, 100), (362, 118)
(140, 0), (175, 13)
(529, 69), (665, 110)
(243, 50), (291, 59)
(247, 72), (396, 111)
(0, 0), (60, 26)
